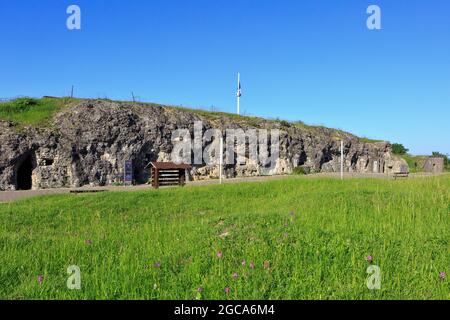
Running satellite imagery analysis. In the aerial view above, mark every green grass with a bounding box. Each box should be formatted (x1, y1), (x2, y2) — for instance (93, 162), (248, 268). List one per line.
(359, 137), (384, 143)
(0, 176), (449, 300)
(401, 154), (428, 173)
(0, 97), (385, 143)
(0, 97), (68, 127)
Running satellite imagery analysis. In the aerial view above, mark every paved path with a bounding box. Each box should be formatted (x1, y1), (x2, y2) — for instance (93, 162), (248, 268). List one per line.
(0, 172), (445, 204)
(0, 175), (293, 203)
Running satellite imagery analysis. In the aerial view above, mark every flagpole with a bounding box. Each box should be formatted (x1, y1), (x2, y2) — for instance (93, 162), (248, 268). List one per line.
(341, 140), (344, 180)
(237, 72), (240, 115)
(219, 137), (224, 184)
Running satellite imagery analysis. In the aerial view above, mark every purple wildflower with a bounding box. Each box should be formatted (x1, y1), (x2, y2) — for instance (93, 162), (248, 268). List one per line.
(439, 272), (446, 280)
(153, 262), (161, 268)
(85, 239), (92, 245)
(249, 261), (255, 269)
(37, 275), (44, 285)
(232, 272), (239, 280)
(366, 255), (373, 263)
(241, 260), (246, 266)
(217, 251), (223, 258)
(224, 287), (231, 294)
(197, 287), (204, 293)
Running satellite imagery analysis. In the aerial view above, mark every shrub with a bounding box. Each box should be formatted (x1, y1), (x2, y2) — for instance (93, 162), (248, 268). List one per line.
(0, 97), (63, 127)
(279, 120), (291, 127)
(1, 98), (40, 115)
(15, 97), (38, 107)
(392, 143), (409, 155)
(293, 166), (308, 175)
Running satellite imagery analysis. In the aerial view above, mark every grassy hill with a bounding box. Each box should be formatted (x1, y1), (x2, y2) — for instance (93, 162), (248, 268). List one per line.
(0, 97), (382, 144)
(0, 176), (448, 299)
(0, 97), (69, 127)
(401, 154), (429, 173)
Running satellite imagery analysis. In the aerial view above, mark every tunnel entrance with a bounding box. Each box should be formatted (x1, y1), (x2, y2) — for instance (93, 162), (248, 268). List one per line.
(16, 155), (33, 190)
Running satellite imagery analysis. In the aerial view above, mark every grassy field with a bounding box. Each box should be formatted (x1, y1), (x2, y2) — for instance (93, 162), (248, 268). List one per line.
(0, 176), (449, 300)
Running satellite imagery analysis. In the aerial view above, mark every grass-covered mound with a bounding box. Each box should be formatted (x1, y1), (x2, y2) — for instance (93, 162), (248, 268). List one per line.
(0, 97), (69, 127)
(0, 97), (382, 144)
(401, 154), (429, 173)
(0, 176), (448, 299)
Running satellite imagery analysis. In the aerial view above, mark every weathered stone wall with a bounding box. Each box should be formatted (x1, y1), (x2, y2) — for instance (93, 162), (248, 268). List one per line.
(423, 157), (444, 173)
(0, 100), (407, 190)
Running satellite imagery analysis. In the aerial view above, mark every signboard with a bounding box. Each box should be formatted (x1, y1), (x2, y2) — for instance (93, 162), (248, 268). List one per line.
(124, 161), (133, 186)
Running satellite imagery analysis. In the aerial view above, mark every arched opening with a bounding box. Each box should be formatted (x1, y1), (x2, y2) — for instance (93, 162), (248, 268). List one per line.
(16, 155), (33, 190)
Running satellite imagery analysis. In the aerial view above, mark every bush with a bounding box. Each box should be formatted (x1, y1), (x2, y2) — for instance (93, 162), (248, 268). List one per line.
(15, 97), (39, 107)
(293, 166), (308, 175)
(279, 120), (291, 127)
(0, 98), (39, 114)
(392, 143), (409, 155)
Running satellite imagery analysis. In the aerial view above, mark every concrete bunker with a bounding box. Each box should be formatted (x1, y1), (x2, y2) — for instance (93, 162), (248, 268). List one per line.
(423, 157), (444, 173)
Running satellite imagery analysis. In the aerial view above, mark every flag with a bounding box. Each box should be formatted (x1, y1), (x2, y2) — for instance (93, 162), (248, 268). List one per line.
(237, 79), (242, 98)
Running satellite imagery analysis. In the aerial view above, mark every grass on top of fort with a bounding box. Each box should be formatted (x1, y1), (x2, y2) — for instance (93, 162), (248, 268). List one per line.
(0, 176), (449, 299)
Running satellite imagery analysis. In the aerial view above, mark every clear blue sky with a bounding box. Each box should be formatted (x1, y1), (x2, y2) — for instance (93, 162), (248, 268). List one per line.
(1, 0), (449, 155)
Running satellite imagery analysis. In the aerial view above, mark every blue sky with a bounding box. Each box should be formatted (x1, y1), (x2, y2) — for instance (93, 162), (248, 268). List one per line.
(0, 0), (449, 155)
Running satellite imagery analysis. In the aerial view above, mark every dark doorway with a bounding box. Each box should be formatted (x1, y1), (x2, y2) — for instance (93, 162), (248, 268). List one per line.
(17, 155), (33, 190)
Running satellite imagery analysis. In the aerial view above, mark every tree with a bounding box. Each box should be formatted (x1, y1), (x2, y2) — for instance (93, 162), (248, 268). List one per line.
(391, 143), (409, 155)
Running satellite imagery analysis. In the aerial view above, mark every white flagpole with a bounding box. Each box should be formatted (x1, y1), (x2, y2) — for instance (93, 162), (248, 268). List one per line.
(341, 140), (344, 180)
(237, 72), (240, 115)
(219, 137), (224, 184)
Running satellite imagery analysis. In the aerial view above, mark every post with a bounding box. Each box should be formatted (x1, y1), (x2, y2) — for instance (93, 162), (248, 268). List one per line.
(219, 137), (224, 184)
(131, 91), (135, 102)
(155, 169), (159, 189)
(340, 140), (344, 180)
(124, 160), (133, 186)
(70, 85), (74, 99)
(237, 72), (240, 115)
